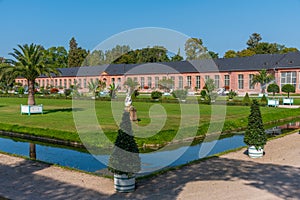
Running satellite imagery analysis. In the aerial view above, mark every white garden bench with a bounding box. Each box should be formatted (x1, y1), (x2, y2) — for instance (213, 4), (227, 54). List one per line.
(283, 98), (293, 105)
(267, 99), (279, 107)
(21, 104), (43, 115)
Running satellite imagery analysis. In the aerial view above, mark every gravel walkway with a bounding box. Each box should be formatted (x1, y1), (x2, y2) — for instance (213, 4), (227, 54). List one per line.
(1, 133), (299, 200)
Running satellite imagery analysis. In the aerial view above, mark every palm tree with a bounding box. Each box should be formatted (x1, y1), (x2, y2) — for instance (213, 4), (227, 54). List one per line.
(251, 69), (274, 94)
(1, 44), (60, 105)
(124, 78), (139, 95)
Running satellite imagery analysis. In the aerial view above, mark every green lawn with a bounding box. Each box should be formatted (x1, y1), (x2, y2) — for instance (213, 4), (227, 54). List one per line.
(0, 97), (299, 147)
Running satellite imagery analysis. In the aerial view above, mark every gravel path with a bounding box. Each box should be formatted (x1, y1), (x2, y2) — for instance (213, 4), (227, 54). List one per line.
(1, 133), (300, 200)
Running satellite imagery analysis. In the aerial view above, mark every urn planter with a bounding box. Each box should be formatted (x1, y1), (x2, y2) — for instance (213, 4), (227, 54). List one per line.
(248, 145), (264, 158)
(113, 174), (136, 193)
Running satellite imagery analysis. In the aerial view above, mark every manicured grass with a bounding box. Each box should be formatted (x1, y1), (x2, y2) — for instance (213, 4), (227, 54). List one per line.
(0, 97), (300, 147)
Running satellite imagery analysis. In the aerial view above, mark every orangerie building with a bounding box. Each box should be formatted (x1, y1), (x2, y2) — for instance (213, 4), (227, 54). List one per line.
(15, 51), (300, 95)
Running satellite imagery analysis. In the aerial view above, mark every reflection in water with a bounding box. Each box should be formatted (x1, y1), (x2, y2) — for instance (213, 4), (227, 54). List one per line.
(29, 143), (36, 159)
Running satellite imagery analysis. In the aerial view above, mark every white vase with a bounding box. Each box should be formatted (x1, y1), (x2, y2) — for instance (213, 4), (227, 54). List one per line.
(114, 174), (135, 192)
(248, 145), (264, 158)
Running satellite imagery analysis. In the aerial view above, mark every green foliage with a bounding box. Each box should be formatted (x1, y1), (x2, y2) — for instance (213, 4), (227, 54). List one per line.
(43, 46), (68, 68)
(208, 51), (219, 59)
(228, 89), (237, 99)
(247, 33), (262, 49)
(281, 84), (295, 98)
(244, 99), (267, 148)
(18, 86), (25, 94)
(108, 111), (141, 175)
(200, 90), (207, 98)
(151, 91), (162, 99)
(124, 78), (139, 94)
(64, 88), (72, 97)
(172, 90), (188, 100)
(68, 37), (88, 67)
(267, 83), (279, 96)
(236, 49), (256, 57)
(1, 43), (60, 105)
(109, 83), (118, 99)
(242, 93), (251, 106)
(260, 94), (268, 105)
(158, 78), (174, 92)
(224, 50), (237, 58)
(171, 49), (183, 61)
(185, 38), (209, 60)
(251, 69), (274, 93)
(113, 46), (170, 64)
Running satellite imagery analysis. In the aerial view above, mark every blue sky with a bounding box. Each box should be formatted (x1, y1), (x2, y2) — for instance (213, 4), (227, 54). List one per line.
(1, 0), (300, 57)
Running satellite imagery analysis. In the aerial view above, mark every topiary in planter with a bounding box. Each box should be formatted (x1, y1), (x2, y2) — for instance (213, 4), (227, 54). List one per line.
(244, 99), (267, 157)
(108, 111), (141, 175)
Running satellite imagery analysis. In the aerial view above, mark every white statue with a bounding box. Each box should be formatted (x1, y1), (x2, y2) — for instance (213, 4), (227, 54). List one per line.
(125, 88), (132, 107)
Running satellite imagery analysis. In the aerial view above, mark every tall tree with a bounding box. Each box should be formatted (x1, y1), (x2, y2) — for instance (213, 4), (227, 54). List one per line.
(0, 44), (60, 105)
(185, 38), (208, 60)
(171, 49), (183, 61)
(247, 33), (262, 49)
(237, 49), (256, 57)
(43, 46), (68, 68)
(208, 51), (219, 59)
(105, 45), (131, 63)
(83, 50), (106, 66)
(224, 50), (237, 58)
(251, 69), (274, 93)
(68, 37), (88, 67)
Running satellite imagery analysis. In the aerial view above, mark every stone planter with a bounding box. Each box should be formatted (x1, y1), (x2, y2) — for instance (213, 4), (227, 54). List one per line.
(114, 174), (136, 192)
(248, 145), (264, 158)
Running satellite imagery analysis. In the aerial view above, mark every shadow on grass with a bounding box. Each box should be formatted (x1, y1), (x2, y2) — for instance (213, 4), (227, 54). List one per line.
(43, 107), (84, 114)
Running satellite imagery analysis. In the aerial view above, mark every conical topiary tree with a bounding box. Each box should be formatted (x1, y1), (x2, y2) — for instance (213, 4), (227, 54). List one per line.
(244, 99), (267, 149)
(108, 111), (141, 176)
(242, 92), (251, 106)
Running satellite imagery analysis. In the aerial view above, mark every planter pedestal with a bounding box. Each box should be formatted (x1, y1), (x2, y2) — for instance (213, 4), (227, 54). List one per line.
(248, 146), (264, 158)
(114, 174), (136, 192)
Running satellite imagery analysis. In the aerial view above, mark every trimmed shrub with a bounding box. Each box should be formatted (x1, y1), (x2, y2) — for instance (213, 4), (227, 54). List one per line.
(151, 91), (162, 99)
(108, 111), (141, 175)
(281, 84), (295, 98)
(260, 94), (267, 105)
(242, 93), (251, 106)
(244, 99), (267, 149)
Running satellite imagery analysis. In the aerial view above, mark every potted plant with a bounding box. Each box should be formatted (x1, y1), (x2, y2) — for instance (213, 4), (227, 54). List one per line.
(108, 111), (141, 192)
(281, 84), (295, 105)
(228, 89), (237, 101)
(244, 99), (267, 158)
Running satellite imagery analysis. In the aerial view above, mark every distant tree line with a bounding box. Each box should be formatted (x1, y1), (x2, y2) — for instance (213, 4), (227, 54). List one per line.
(0, 33), (298, 69)
(224, 33), (298, 58)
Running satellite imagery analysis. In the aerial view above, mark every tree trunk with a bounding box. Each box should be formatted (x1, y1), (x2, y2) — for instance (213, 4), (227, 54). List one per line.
(28, 80), (35, 105)
(29, 143), (36, 159)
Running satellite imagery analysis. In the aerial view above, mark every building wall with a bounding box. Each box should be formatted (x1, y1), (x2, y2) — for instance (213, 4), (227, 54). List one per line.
(15, 67), (300, 95)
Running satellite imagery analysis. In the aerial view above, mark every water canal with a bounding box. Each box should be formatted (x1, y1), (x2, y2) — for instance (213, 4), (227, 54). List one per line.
(0, 121), (299, 175)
